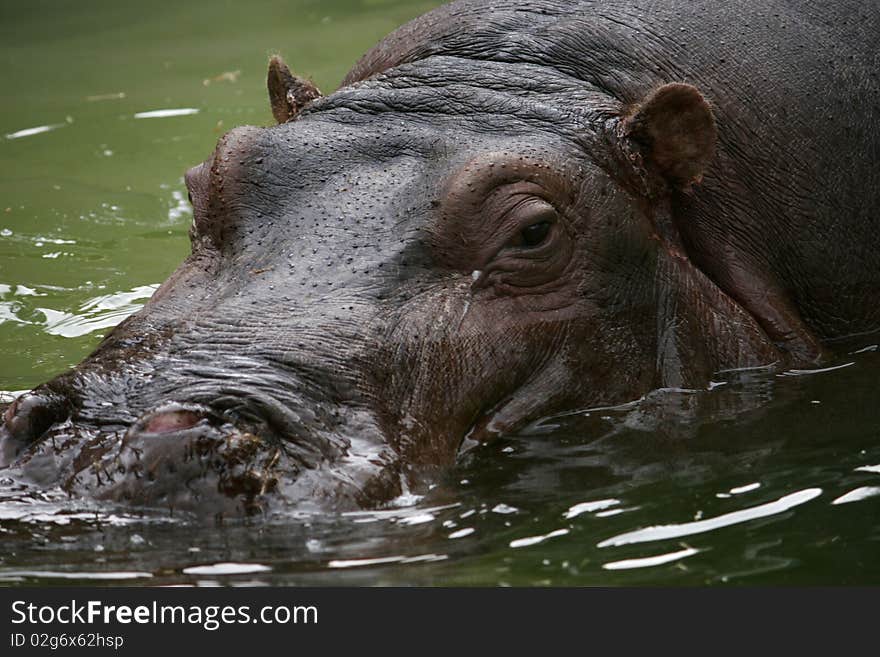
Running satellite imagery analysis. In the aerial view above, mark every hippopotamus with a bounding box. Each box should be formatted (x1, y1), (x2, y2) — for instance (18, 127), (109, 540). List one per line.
(1, 0), (878, 515)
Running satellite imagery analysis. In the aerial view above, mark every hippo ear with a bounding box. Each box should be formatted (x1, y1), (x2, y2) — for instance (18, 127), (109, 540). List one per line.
(620, 83), (717, 191)
(267, 55), (323, 123)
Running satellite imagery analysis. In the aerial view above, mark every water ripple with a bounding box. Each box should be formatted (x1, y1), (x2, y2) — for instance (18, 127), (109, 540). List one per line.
(0, 284), (158, 338)
(182, 563), (271, 576)
(327, 554), (448, 569)
(509, 528), (569, 549)
(5, 123), (66, 140)
(597, 488), (823, 548)
(564, 499), (620, 519)
(134, 108), (199, 119)
(603, 546), (699, 571)
(831, 487), (880, 505)
(0, 570), (152, 582)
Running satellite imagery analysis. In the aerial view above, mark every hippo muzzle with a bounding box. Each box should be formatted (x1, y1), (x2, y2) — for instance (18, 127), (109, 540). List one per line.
(0, 351), (396, 515)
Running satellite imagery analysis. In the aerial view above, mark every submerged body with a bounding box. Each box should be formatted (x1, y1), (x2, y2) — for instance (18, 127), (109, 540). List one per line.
(1, 0), (877, 514)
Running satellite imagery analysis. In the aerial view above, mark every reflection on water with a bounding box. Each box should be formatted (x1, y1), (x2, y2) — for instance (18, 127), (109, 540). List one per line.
(1, 571), (153, 583)
(602, 546), (700, 571)
(1, 283), (158, 338)
(41, 285), (159, 338)
(596, 488), (823, 547)
(182, 563), (271, 576)
(831, 486), (880, 505)
(1, 0), (879, 586)
(134, 109), (200, 119)
(5, 123), (68, 140)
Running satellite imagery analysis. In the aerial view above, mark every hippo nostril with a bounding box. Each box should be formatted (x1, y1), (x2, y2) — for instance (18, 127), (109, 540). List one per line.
(144, 410), (202, 434)
(136, 404), (209, 436)
(2, 392), (68, 443)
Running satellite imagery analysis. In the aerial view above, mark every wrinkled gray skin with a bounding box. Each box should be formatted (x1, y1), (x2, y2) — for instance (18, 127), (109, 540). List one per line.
(1, 0), (878, 515)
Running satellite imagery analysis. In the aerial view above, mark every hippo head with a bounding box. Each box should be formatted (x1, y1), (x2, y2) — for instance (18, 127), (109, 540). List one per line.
(0, 53), (779, 515)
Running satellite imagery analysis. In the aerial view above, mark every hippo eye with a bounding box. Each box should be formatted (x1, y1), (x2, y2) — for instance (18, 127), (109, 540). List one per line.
(520, 221), (552, 247)
(512, 200), (558, 249)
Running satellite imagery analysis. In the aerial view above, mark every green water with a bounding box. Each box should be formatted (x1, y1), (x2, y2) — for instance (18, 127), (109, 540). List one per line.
(1, 0), (878, 586)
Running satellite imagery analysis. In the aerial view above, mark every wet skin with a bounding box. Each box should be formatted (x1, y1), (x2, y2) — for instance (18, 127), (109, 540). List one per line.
(1, 0), (878, 515)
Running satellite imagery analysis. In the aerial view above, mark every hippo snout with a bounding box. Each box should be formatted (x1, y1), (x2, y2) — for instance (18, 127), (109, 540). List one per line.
(105, 405), (284, 512)
(0, 365), (366, 514)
